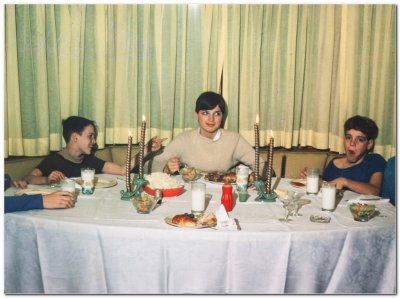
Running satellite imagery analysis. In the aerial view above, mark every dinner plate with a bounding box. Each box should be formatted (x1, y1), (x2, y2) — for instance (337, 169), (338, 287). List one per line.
(74, 177), (117, 188)
(289, 179), (306, 189)
(164, 216), (216, 229)
(15, 188), (56, 196)
(203, 177), (236, 185)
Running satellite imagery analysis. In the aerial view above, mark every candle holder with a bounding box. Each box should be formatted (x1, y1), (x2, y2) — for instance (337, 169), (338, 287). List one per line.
(120, 175), (148, 200)
(253, 180), (277, 202)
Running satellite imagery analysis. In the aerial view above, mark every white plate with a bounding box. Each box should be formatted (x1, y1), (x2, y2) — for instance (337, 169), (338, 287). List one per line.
(289, 179), (306, 189)
(15, 188), (56, 196)
(164, 216), (216, 229)
(203, 177), (236, 185)
(74, 177), (117, 188)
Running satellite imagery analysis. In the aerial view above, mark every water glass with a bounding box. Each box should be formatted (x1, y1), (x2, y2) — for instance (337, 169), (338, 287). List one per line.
(321, 182), (336, 211)
(306, 168), (320, 194)
(236, 165), (250, 191)
(191, 182), (206, 217)
(81, 168), (95, 195)
(238, 188), (249, 202)
(61, 178), (78, 202)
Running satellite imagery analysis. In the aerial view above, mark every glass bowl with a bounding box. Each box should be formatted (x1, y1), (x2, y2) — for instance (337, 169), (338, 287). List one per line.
(348, 202), (377, 222)
(179, 167), (202, 182)
(132, 194), (157, 214)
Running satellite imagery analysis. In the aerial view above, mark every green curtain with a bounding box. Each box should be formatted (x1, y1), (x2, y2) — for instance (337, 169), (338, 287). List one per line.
(4, 4), (396, 159)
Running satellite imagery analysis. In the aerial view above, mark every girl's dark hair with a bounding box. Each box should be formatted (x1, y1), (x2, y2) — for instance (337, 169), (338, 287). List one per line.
(344, 115), (379, 140)
(62, 116), (97, 143)
(195, 91), (226, 115)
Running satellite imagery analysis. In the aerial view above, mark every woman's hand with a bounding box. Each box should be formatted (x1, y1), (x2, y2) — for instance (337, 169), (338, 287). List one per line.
(145, 137), (167, 155)
(163, 157), (181, 174)
(299, 167), (308, 179)
(42, 191), (75, 209)
(12, 180), (28, 189)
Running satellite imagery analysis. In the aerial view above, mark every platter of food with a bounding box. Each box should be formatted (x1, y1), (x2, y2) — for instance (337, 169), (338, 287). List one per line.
(74, 177), (117, 188)
(289, 179), (307, 189)
(165, 213), (217, 229)
(204, 171), (237, 184)
(179, 167), (203, 182)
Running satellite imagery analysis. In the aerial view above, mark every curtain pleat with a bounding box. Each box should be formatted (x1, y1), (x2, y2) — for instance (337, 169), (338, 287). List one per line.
(4, 4), (396, 159)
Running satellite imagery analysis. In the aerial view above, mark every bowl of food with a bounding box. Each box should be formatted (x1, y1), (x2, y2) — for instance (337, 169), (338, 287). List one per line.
(179, 167), (202, 182)
(348, 202), (377, 222)
(132, 194), (158, 214)
(144, 172), (185, 197)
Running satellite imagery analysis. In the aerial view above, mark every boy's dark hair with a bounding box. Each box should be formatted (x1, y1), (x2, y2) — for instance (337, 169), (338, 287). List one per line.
(62, 116), (97, 143)
(344, 115), (379, 140)
(195, 91), (226, 115)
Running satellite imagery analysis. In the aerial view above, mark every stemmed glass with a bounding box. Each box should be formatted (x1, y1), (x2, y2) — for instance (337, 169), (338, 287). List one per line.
(278, 195), (297, 222)
(290, 191), (305, 216)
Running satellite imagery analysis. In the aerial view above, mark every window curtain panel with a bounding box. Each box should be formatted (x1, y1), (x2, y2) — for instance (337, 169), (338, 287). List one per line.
(4, 4), (396, 159)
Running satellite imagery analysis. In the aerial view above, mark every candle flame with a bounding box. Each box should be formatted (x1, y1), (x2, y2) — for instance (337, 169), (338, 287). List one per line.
(255, 114), (259, 124)
(128, 131), (132, 136)
(142, 114), (146, 122)
(270, 130), (274, 139)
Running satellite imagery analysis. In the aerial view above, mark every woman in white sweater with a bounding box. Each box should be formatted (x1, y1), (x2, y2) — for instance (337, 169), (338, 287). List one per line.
(151, 91), (265, 174)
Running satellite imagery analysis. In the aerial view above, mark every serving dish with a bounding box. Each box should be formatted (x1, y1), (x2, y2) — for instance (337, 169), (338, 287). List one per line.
(143, 185), (184, 197)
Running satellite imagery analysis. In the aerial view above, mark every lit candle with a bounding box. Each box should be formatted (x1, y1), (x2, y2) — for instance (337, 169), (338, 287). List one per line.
(126, 131), (132, 192)
(266, 131), (274, 193)
(254, 114), (260, 181)
(139, 115), (146, 179)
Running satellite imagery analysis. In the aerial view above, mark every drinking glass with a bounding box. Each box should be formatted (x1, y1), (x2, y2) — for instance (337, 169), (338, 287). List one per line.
(306, 168), (320, 194)
(61, 178), (78, 202)
(236, 165), (250, 191)
(289, 191), (305, 216)
(321, 182), (336, 211)
(191, 182), (206, 217)
(81, 168), (95, 195)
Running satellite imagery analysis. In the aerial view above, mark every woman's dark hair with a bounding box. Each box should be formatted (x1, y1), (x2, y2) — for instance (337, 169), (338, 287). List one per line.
(62, 116), (97, 143)
(195, 91), (226, 115)
(344, 115), (379, 140)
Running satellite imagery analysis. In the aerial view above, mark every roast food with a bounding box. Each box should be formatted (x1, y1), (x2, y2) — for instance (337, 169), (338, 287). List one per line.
(205, 171), (237, 183)
(172, 213), (197, 227)
(171, 212), (217, 227)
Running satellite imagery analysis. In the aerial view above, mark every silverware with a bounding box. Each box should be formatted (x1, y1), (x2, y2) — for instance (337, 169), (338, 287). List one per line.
(272, 177), (281, 191)
(234, 218), (241, 231)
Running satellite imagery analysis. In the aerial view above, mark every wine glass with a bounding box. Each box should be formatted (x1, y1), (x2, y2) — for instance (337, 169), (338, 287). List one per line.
(290, 191), (305, 216)
(278, 195), (297, 222)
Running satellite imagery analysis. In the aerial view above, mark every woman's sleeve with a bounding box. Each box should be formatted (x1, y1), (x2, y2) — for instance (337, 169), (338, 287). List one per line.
(5, 194), (43, 213)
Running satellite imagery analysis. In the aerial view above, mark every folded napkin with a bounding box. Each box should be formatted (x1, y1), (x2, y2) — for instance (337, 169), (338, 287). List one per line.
(215, 204), (236, 230)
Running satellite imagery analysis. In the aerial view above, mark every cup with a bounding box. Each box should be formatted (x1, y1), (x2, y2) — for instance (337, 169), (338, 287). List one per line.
(61, 178), (78, 202)
(81, 168), (95, 195)
(236, 165), (250, 191)
(306, 168), (320, 194)
(238, 189), (249, 202)
(321, 182), (336, 211)
(191, 182), (206, 217)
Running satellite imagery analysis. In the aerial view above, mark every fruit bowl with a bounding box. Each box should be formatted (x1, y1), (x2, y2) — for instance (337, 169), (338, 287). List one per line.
(132, 194), (158, 214)
(143, 185), (184, 197)
(179, 167), (202, 182)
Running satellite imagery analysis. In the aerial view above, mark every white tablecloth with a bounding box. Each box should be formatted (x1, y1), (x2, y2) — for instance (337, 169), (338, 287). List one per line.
(4, 175), (396, 294)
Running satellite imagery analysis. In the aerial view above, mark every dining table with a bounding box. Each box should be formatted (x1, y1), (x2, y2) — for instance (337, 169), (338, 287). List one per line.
(4, 174), (396, 294)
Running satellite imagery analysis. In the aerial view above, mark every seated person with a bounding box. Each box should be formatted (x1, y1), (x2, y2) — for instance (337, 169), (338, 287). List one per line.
(4, 174), (74, 213)
(302, 115), (386, 196)
(151, 91), (265, 175)
(381, 156), (395, 205)
(23, 116), (163, 185)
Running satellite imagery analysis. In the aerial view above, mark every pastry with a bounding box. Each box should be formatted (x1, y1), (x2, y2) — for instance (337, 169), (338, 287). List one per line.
(197, 213), (217, 226)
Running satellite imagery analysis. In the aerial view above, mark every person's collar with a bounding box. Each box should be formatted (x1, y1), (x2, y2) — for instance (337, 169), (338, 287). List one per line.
(198, 128), (221, 141)
(58, 148), (84, 164)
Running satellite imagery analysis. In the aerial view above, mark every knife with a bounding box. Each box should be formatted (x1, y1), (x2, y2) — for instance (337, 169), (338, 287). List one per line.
(272, 177), (281, 191)
(234, 218), (241, 231)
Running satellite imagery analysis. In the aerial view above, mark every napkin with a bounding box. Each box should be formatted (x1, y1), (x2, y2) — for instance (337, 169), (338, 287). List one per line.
(215, 204), (236, 230)
(346, 195), (389, 205)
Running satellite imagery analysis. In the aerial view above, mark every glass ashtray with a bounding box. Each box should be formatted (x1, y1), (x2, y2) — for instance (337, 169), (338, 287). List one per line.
(310, 214), (331, 223)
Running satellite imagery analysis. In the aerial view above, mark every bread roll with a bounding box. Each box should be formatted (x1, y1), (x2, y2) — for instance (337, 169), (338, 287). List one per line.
(172, 214), (197, 227)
